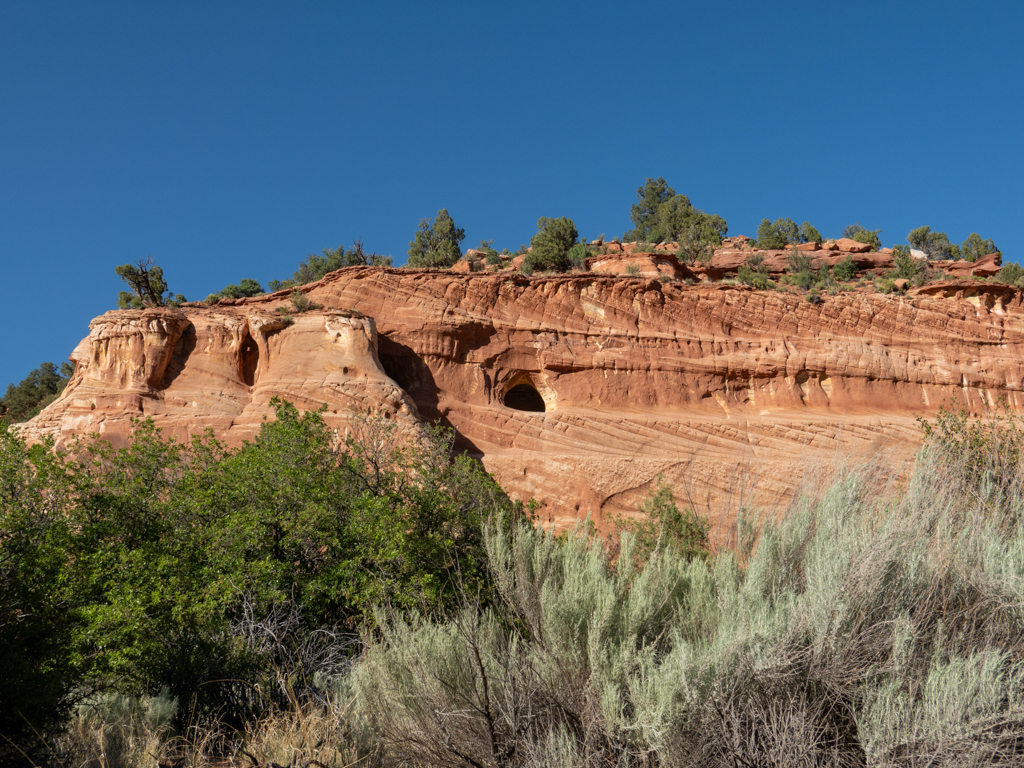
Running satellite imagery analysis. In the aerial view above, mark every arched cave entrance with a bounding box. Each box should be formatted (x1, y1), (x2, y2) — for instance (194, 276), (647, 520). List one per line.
(503, 383), (546, 413)
(240, 332), (259, 386)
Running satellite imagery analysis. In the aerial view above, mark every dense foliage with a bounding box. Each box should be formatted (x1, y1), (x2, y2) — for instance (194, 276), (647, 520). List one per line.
(0, 402), (515, 762)
(525, 216), (580, 272)
(961, 231), (1000, 260)
(1, 362), (73, 425)
(269, 241), (392, 291)
(907, 226), (960, 260)
(357, 410), (1024, 767)
(625, 178), (727, 264)
(406, 209), (466, 269)
(906, 227), (1000, 262)
(755, 217), (820, 249)
(841, 222), (882, 250)
(205, 278), (265, 304)
(997, 262), (1024, 286)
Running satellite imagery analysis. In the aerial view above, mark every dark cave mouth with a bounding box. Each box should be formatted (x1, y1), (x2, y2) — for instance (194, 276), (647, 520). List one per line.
(240, 333), (259, 386)
(503, 383), (546, 413)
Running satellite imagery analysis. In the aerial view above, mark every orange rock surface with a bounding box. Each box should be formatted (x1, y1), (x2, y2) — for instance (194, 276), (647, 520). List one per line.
(23, 266), (1024, 537)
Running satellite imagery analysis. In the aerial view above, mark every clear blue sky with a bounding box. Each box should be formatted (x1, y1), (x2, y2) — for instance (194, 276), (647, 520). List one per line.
(2, 1), (1022, 390)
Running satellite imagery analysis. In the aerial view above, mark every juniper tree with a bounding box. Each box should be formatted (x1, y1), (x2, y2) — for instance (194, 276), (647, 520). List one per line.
(407, 209), (466, 268)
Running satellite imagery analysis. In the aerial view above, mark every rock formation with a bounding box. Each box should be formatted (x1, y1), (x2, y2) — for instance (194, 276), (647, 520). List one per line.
(23, 254), (1024, 539)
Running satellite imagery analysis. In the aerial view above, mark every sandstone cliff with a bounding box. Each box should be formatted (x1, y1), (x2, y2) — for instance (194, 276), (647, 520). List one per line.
(24, 263), (1024, 537)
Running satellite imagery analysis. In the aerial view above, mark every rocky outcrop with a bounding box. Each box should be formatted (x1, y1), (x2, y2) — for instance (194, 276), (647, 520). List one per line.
(24, 266), (1024, 537)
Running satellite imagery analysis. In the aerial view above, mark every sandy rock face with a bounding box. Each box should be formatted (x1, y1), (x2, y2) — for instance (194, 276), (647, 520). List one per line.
(25, 268), (1024, 536)
(22, 305), (418, 447)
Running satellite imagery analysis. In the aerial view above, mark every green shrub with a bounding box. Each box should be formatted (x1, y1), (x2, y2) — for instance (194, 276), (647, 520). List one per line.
(889, 244), (930, 284)
(406, 209), (466, 268)
(269, 241), (391, 291)
(290, 290), (321, 313)
(833, 255), (858, 281)
(996, 262), (1024, 286)
(1, 361), (74, 425)
(624, 264), (641, 276)
(0, 427), (83, 762)
(907, 226), (960, 260)
(614, 476), (708, 566)
(738, 254), (771, 289)
(567, 243), (590, 270)
(961, 232), (1000, 261)
(799, 221), (822, 244)
(206, 278), (264, 304)
(756, 218), (822, 249)
(529, 216), (579, 272)
(625, 178), (727, 262)
(842, 223), (883, 250)
(919, 404), (1024, 502)
(0, 399), (515, 734)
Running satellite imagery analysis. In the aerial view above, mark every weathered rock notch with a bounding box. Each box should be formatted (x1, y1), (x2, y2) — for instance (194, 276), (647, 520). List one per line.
(239, 330), (259, 386)
(504, 382), (545, 412)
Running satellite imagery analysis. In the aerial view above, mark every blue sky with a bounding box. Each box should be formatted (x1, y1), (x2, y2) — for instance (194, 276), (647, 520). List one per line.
(2, 1), (1022, 389)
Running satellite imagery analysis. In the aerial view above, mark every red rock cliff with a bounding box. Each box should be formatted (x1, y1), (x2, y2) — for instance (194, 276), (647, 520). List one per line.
(23, 268), (1024, 536)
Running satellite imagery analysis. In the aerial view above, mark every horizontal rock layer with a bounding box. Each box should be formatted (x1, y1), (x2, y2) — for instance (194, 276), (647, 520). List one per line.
(24, 268), (1024, 536)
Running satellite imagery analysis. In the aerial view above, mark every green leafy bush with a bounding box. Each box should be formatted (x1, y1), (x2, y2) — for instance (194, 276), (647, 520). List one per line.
(738, 254), (771, 289)
(269, 241), (392, 291)
(907, 226), (960, 260)
(613, 476), (708, 565)
(624, 178), (727, 262)
(289, 289), (321, 313)
(996, 262), (1024, 286)
(842, 223), (882, 250)
(0, 401), (515, 740)
(567, 242), (589, 270)
(889, 244), (930, 284)
(756, 218), (822, 249)
(833, 255), (858, 281)
(406, 209), (466, 269)
(1, 361), (74, 425)
(0, 427), (83, 762)
(206, 278), (264, 304)
(961, 232), (1001, 261)
(528, 216), (579, 272)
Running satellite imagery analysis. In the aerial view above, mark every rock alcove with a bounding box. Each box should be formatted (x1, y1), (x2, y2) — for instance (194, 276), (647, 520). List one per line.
(240, 332), (259, 386)
(503, 382), (546, 412)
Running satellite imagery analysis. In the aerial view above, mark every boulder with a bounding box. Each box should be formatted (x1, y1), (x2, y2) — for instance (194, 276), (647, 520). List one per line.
(834, 238), (873, 253)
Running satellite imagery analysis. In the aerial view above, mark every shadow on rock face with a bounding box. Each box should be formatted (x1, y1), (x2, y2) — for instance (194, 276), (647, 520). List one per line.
(378, 334), (483, 455)
(159, 322), (197, 390)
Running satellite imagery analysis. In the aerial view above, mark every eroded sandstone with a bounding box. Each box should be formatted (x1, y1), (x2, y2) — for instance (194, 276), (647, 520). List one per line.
(24, 265), (1024, 538)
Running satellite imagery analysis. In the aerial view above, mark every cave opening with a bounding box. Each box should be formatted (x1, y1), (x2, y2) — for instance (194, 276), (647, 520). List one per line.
(240, 333), (259, 386)
(504, 383), (546, 413)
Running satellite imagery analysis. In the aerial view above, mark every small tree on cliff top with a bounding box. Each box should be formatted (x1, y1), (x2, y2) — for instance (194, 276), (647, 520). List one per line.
(115, 258), (185, 308)
(527, 216), (580, 272)
(407, 208), (466, 268)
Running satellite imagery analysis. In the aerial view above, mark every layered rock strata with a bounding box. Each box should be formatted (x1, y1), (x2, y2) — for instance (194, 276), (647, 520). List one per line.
(24, 267), (1024, 537)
